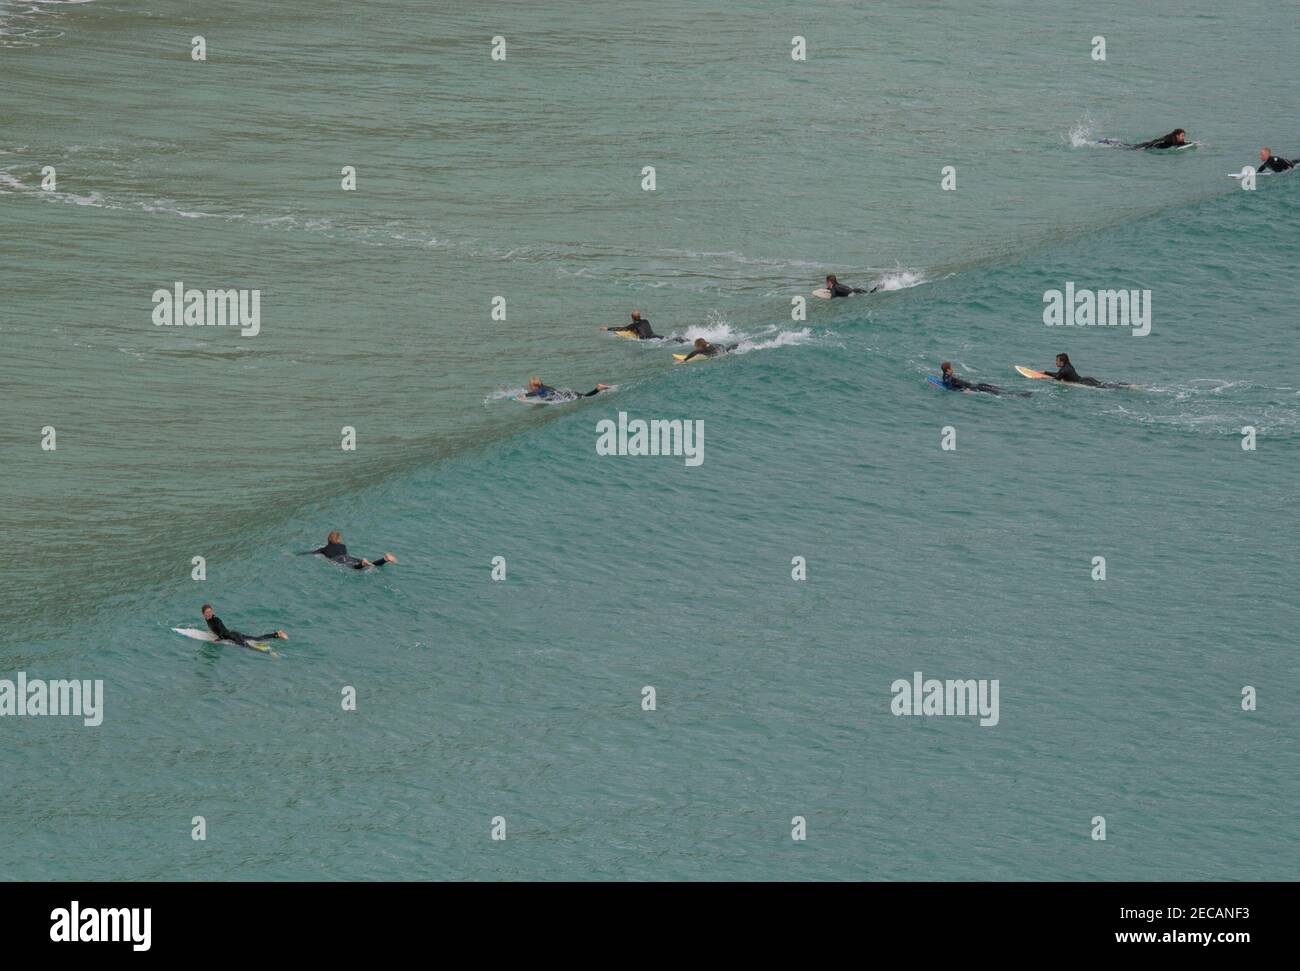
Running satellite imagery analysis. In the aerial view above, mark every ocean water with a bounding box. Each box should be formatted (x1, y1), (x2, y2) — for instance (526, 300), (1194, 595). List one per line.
(2, 0), (1297, 880)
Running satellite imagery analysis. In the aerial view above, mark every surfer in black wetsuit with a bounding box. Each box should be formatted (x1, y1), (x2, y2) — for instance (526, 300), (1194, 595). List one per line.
(1132, 128), (1187, 150)
(302, 531), (398, 570)
(1040, 353), (1104, 387)
(601, 310), (659, 339)
(939, 361), (1027, 397)
(825, 274), (879, 297)
(201, 604), (287, 646)
(680, 337), (741, 362)
(1255, 147), (1296, 173)
(524, 377), (611, 401)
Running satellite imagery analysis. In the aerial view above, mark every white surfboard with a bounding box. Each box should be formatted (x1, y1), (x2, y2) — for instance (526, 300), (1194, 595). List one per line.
(173, 626), (276, 655)
(811, 288), (832, 299)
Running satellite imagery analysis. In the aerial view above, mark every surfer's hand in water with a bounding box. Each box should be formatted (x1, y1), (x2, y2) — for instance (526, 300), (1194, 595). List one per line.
(596, 383), (611, 391)
(383, 553), (399, 564)
(274, 630), (288, 639)
(360, 558), (374, 568)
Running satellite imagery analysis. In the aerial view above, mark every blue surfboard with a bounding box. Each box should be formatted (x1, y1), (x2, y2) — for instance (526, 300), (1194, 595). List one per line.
(926, 376), (950, 390)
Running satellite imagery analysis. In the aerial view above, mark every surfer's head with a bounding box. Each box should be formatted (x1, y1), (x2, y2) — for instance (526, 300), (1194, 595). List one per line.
(327, 531), (342, 545)
(201, 604), (214, 618)
(1260, 147), (1272, 162)
(826, 275), (838, 286)
(528, 376), (542, 390)
(694, 338), (708, 349)
(1056, 353), (1071, 367)
(631, 310), (641, 321)
(941, 361), (953, 375)
(1172, 129), (1186, 144)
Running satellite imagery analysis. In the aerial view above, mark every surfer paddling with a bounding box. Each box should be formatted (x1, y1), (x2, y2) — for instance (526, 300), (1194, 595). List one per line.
(939, 362), (1028, 397)
(522, 377), (612, 401)
(1254, 147), (1296, 173)
(301, 531), (398, 570)
(679, 337), (733, 362)
(1038, 353), (1107, 387)
(1132, 128), (1188, 150)
(201, 604), (287, 646)
(824, 274), (878, 297)
(601, 310), (660, 339)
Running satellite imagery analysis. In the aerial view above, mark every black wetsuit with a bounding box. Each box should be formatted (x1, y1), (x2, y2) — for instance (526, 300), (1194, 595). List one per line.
(1043, 362), (1103, 387)
(1258, 155), (1296, 173)
(305, 541), (389, 570)
(1133, 131), (1185, 150)
(525, 384), (604, 401)
(205, 614), (277, 647)
(942, 373), (1028, 398)
(829, 281), (876, 297)
(623, 318), (657, 339)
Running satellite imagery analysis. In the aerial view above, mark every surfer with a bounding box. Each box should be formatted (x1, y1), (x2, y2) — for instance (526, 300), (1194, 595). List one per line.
(302, 531), (398, 570)
(1255, 147), (1296, 173)
(1039, 353), (1105, 387)
(939, 362), (1026, 397)
(680, 337), (741, 362)
(524, 377), (612, 401)
(601, 310), (658, 339)
(825, 274), (878, 297)
(201, 604), (287, 646)
(1132, 128), (1188, 150)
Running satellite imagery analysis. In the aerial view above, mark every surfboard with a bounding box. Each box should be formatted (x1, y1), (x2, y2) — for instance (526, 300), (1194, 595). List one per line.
(1229, 168), (1276, 180)
(173, 627), (276, 655)
(1015, 365), (1050, 380)
(1014, 366), (1133, 390)
(926, 376), (950, 390)
(811, 288), (832, 300)
(612, 329), (641, 339)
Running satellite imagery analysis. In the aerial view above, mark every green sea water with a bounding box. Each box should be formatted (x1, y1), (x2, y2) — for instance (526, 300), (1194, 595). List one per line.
(2, 0), (1297, 880)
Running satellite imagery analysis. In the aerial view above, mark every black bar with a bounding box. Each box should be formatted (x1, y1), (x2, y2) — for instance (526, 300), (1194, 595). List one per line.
(0, 882), (1281, 956)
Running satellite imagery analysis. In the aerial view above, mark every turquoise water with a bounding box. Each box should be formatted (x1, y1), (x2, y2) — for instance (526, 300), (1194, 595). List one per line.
(2, 0), (1297, 880)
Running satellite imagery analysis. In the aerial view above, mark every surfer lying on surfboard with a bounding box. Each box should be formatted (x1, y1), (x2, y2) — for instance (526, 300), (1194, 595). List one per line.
(824, 274), (878, 297)
(202, 604), (287, 647)
(1036, 353), (1122, 388)
(600, 310), (660, 340)
(1096, 128), (1191, 150)
(1133, 128), (1189, 150)
(678, 337), (738, 362)
(1255, 147), (1296, 173)
(939, 362), (1028, 397)
(301, 531), (398, 570)
(522, 376), (612, 401)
